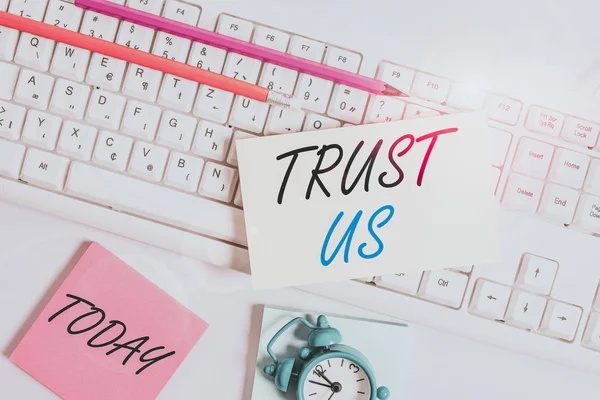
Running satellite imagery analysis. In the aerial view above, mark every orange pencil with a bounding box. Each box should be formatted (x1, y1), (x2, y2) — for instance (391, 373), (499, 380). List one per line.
(0, 11), (299, 108)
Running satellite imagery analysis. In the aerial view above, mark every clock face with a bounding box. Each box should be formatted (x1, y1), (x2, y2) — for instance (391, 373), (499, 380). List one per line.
(301, 356), (372, 400)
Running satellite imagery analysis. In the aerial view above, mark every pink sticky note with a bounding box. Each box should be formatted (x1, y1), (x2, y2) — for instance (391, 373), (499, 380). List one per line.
(10, 242), (209, 400)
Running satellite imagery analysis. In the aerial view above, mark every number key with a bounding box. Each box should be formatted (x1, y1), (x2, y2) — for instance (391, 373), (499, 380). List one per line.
(294, 73), (333, 114)
(259, 63), (298, 95)
(188, 42), (227, 73)
(327, 85), (369, 124)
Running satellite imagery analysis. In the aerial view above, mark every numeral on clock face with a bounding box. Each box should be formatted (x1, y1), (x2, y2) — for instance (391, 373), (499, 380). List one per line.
(302, 357), (371, 399)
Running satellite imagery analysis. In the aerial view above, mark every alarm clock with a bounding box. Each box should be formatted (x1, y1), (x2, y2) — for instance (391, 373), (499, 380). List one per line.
(263, 315), (390, 400)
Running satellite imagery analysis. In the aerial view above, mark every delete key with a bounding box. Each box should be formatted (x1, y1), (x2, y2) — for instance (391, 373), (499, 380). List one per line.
(236, 113), (500, 289)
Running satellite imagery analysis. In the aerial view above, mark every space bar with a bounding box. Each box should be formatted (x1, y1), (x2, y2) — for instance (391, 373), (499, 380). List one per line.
(65, 162), (248, 246)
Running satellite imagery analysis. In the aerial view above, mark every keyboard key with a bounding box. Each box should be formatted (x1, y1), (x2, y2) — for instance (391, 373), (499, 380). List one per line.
(0, 138), (25, 179)
(0, 27), (19, 61)
(327, 85), (368, 124)
(488, 127), (511, 167)
(417, 269), (468, 308)
(193, 85), (234, 124)
(548, 147), (589, 189)
(229, 96), (269, 133)
(157, 75), (198, 113)
(44, 0), (84, 31)
(121, 100), (161, 140)
(56, 121), (97, 161)
(374, 272), (423, 295)
(0, 101), (26, 140)
(156, 110), (197, 151)
(85, 89), (126, 130)
(411, 72), (450, 103)
(0, 62), (20, 100)
(469, 279), (511, 320)
(525, 106), (564, 136)
(561, 117), (600, 148)
(126, 0), (163, 14)
(252, 25), (289, 52)
(445, 83), (486, 110)
(264, 106), (305, 135)
(515, 254), (558, 295)
(153, 31), (191, 63)
(484, 94), (522, 125)
(365, 96), (406, 124)
(86, 53), (126, 91)
(50, 44), (91, 82)
(234, 184), (243, 207)
(403, 103), (441, 120)
(199, 162), (237, 202)
(375, 62), (415, 94)
(584, 158), (600, 197)
(501, 173), (544, 213)
(294, 73), (333, 114)
(187, 42), (226, 73)
(14, 34), (55, 72)
(259, 63), (298, 95)
(122, 64), (163, 102)
(21, 110), (62, 150)
(582, 312), (600, 350)
(505, 290), (546, 331)
(162, 0), (200, 25)
(323, 47), (361, 73)
(13, 69), (55, 110)
(539, 300), (582, 341)
(49, 79), (91, 120)
(227, 130), (256, 166)
(512, 138), (554, 179)
(0, 0), (7, 11)
(66, 161), (247, 245)
(92, 131), (133, 171)
(538, 183), (579, 225)
(8, 0), (46, 21)
(303, 113), (341, 132)
(21, 148), (70, 190)
(80, 11), (119, 41)
(572, 193), (600, 234)
(216, 14), (253, 41)
(164, 152), (204, 192)
(115, 22), (154, 52)
(223, 53), (261, 84)
(192, 120), (233, 161)
(128, 141), (169, 182)
(287, 35), (325, 62)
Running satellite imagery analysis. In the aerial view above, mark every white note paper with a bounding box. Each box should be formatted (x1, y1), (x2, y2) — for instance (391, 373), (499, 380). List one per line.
(237, 113), (500, 289)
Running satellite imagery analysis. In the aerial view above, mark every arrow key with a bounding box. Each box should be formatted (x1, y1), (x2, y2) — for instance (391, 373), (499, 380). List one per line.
(469, 279), (511, 320)
(505, 290), (546, 331)
(540, 300), (582, 341)
(516, 253), (558, 295)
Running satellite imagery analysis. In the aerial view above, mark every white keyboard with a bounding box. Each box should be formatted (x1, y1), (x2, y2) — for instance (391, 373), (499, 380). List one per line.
(2, 0), (600, 375)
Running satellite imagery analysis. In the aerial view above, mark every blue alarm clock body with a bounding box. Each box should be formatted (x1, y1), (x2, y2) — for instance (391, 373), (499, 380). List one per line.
(263, 315), (390, 400)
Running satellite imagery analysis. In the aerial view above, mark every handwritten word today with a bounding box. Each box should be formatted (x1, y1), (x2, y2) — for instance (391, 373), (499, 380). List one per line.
(274, 128), (458, 266)
(48, 294), (175, 375)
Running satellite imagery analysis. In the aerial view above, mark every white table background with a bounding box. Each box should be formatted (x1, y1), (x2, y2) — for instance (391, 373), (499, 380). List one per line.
(1, 201), (599, 399)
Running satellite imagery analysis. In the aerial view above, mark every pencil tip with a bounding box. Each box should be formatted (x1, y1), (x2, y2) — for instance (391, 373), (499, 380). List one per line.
(382, 84), (409, 97)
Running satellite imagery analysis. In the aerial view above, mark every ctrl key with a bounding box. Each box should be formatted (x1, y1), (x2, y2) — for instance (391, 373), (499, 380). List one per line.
(572, 193), (600, 234)
(501, 173), (543, 213)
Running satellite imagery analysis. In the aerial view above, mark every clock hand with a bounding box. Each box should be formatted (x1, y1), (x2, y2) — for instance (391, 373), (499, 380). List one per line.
(317, 370), (335, 386)
(308, 380), (332, 389)
(328, 392), (335, 400)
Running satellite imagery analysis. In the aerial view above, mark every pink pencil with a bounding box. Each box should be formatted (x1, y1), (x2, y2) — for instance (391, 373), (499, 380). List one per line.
(67, 0), (407, 97)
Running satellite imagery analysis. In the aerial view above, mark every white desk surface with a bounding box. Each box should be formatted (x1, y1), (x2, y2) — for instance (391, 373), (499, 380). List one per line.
(1, 201), (599, 399)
